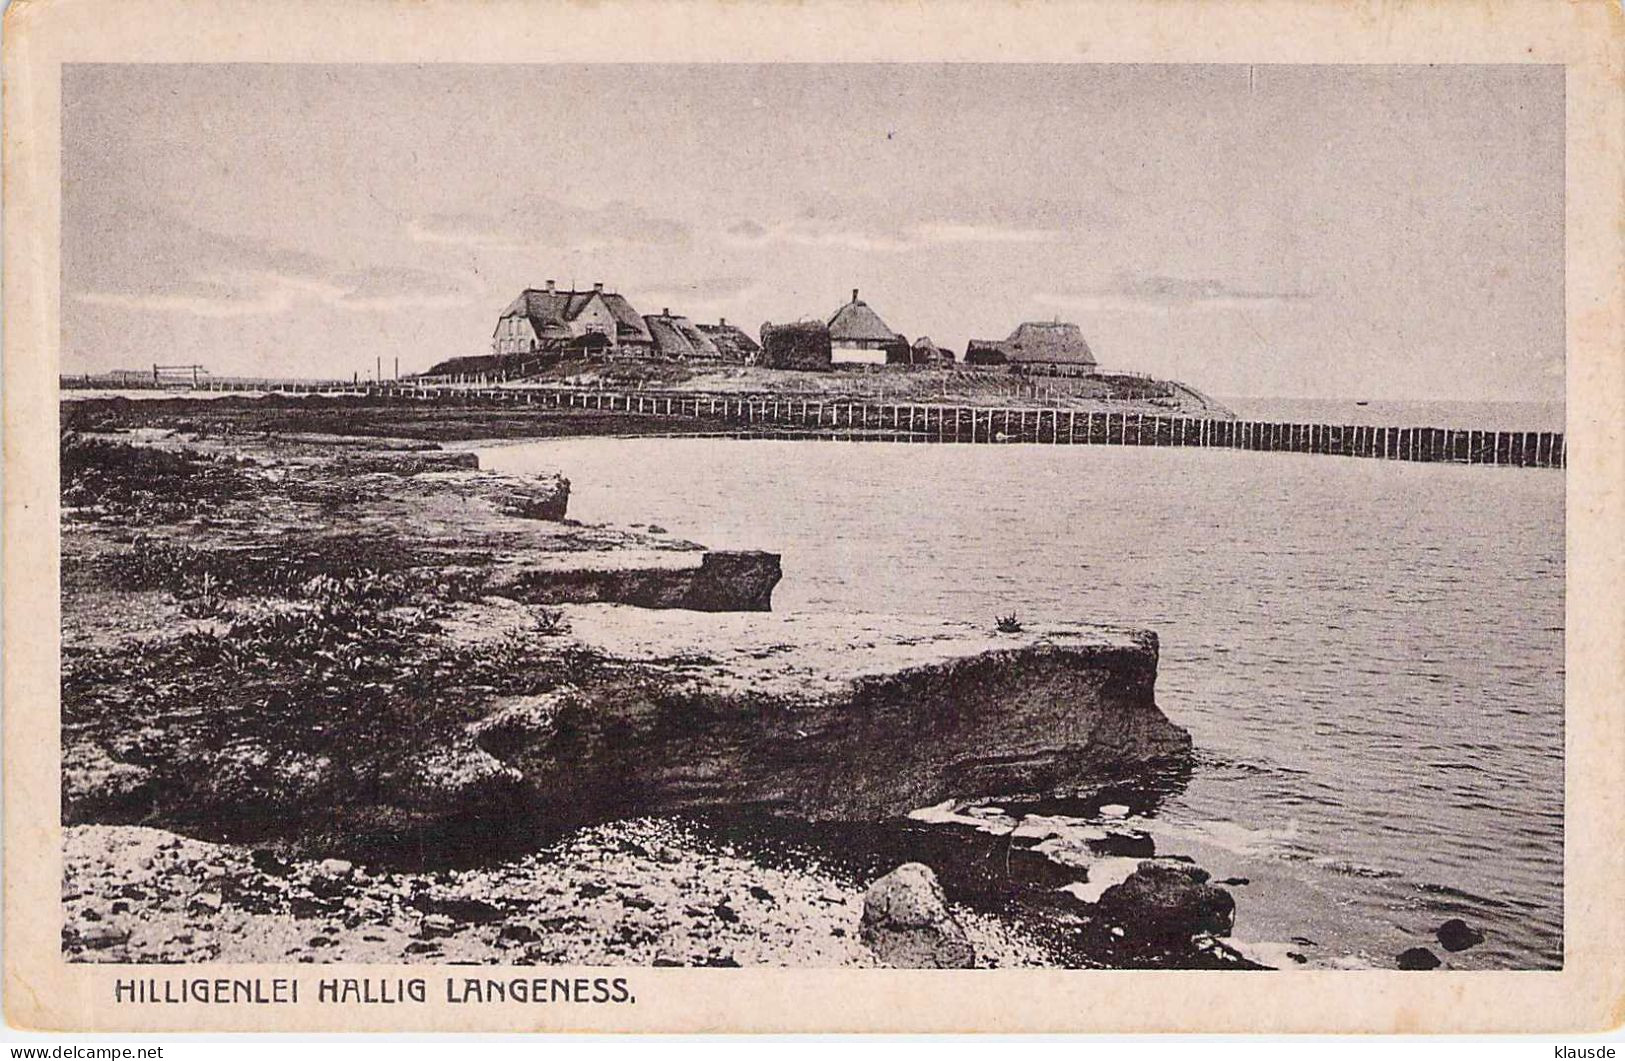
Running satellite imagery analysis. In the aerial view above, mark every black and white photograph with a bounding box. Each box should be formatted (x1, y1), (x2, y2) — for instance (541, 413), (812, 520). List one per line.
(51, 59), (1568, 976)
(8, 0), (1622, 1035)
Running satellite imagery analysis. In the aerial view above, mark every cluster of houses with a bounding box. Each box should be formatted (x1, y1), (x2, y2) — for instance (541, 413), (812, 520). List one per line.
(479, 280), (1100, 377)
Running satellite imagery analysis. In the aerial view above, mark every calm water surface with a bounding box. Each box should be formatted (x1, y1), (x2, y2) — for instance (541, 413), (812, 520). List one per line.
(481, 436), (1564, 969)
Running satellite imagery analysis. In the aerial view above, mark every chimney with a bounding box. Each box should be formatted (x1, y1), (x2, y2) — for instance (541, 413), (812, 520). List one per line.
(544, 280), (555, 293)
(852, 288), (860, 303)
(719, 317), (726, 326)
(593, 282), (604, 293)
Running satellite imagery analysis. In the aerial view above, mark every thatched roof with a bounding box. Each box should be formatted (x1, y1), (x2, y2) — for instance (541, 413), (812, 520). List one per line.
(644, 312), (723, 360)
(496, 285), (652, 345)
(828, 289), (900, 343)
(696, 321), (761, 362)
(964, 339), (1007, 365)
(999, 321), (1096, 366)
(760, 320), (833, 371)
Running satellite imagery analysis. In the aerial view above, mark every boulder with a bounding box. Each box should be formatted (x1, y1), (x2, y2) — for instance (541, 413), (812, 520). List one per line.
(1094, 859), (1235, 949)
(860, 863), (975, 969)
(1397, 946), (1442, 970)
(1435, 918), (1484, 952)
(498, 473), (571, 521)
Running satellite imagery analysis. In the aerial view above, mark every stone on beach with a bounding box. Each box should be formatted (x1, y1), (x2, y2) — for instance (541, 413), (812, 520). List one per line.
(1396, 946), (1442, 970)
(1435, 918), (1484, 952)
(1093, 859), (1235, 947)
(497, 472), (571, 521)
(860, 863), (975, 969)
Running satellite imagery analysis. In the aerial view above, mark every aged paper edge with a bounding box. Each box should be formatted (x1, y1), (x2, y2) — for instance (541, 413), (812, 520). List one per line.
(4, 0), (1623, 1035)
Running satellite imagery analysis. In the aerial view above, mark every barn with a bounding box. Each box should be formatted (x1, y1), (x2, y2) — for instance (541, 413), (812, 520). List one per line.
(964, 321), (1097, 376)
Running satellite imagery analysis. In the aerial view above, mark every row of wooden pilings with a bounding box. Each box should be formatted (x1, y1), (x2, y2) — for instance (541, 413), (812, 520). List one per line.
(361, 384), (1567, 468)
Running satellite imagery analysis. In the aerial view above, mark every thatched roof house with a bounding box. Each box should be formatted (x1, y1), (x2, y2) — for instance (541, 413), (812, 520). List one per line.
(827, 289), (903, 365)
(964, 321), (1097, 375)
(696, 319), (761, 363)
(759, 320), (833, 371)
(964, 340), (1007, 366)
(492, 281), (653, 357)
(643, 309), (723, 361)
(910, 336), (955, 365)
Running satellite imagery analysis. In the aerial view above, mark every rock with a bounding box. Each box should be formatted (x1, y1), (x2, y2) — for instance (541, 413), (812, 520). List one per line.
(187, 891), (223, 915)
(416, 914), (458, 940)
(498, 923), (539, 945)
(76, 923), (131, 950)
(1397, 946), (1442, 970)
(412, 895), (504, 923)
(1435, 918), (1484, 952)
(859, 863), (975, 969)
(332, 450), (479, 475)
(1094, 860), (1235, 949)
(317, 858), (354, 879)
(502, 550), (782, 612)
(498, 473), (571, 521)
(503, 609), (1190, 827)
(467, 690), (575, 760)
(1099, 804), (1131, 818)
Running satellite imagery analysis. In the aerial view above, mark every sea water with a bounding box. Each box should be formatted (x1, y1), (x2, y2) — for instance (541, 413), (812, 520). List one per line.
(480, 434), (1564, 969)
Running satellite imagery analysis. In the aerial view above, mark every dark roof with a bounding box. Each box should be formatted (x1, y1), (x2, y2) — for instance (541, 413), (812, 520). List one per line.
(644, 313), (722, 360)
(828, 294), (900, 343)
(999, 321), (1096, 366)
(696, 322), (762, 360)
(495, 287), (652, 344)
(601, 294), (654, 342)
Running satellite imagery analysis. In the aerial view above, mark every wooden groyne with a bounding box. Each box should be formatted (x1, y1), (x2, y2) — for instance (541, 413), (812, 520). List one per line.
(77, 378), (1564, 468)
(403, 387), (1562, 469)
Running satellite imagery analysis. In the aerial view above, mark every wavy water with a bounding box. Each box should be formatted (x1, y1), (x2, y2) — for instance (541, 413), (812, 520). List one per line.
(480, 436), (1565, 969)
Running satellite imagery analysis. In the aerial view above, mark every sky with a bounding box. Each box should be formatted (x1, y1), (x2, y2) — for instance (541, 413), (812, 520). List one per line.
(61, 63), (1563, 400)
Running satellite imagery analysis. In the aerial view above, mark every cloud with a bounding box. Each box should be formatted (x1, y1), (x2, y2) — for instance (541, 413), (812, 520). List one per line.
(68, 217), (475, 318)
(721, 218), (915, 254)
(409, 197), (690, 251)
(721, 217), (1067, 253)
(1035, 273), (1313, 313)
(913, 223), (1066, 245)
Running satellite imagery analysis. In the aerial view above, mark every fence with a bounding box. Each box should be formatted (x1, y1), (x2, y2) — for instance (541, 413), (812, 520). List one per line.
(380, 386), (1565, 469)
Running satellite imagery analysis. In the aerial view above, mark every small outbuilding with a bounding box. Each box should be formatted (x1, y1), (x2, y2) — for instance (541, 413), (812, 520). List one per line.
(910, 336), (956, 365)
(759, 320), (833, 371)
